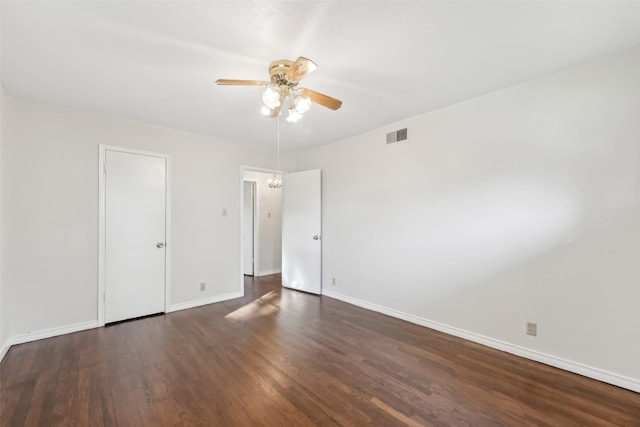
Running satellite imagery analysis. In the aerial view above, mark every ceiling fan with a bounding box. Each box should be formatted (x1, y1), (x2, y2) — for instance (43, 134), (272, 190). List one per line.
(216, 57), (342, 123)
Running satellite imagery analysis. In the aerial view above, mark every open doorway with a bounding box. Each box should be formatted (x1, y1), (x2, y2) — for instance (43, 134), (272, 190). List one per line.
(241, 169), (283, 278)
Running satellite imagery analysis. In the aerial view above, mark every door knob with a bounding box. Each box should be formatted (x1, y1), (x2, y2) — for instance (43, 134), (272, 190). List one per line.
(156, 242), (165, 248)
(313, 235), (320, 240)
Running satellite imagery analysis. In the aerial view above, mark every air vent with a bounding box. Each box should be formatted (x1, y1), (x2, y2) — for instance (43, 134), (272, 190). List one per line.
(386, 128), (408, 145)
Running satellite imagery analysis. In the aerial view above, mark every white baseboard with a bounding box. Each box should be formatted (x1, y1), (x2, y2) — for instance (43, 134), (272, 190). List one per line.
(1, 291), (245, 363)
(168, 291), (243, 313)
(321, 289), (640, 394)
(256, 269), (281, 277)
(9, 320), (99, 347)
(0, 338), (10, 362)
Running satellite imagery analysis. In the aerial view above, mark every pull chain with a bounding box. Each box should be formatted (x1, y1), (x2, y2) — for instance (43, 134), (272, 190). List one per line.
(268, 114), (282, 188)
(277, 113), (280, 171)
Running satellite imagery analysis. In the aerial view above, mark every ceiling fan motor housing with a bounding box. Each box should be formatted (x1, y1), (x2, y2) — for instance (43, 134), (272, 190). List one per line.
(269, 60), (294, 82)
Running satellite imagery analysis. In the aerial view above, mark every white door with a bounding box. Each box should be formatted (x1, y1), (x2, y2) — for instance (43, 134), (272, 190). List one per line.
(282, 169), (322, 294)
(105, 150), (167, 323)
(243, 181), (255, 276)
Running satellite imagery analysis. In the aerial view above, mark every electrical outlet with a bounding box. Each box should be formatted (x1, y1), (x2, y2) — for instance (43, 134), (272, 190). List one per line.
(526, 322), (537, 336)
(332, 277), (336, 286)
(200, 282), (206, 291)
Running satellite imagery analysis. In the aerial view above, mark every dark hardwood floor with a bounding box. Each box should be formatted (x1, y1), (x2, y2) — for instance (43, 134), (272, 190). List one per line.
(1, 274), (639, 426)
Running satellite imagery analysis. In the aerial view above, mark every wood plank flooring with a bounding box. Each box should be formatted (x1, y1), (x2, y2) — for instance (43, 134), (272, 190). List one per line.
(1, 274), (639, 426)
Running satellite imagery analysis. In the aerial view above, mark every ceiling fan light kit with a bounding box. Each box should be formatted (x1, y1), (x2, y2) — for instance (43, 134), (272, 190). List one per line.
(216, 57), (342, 123)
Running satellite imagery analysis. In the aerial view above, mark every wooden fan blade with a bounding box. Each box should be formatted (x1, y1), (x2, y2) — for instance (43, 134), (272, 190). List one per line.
(286, 57), (318, 82)
(215, 79), (269, 86)
(301, 88), (342, 110)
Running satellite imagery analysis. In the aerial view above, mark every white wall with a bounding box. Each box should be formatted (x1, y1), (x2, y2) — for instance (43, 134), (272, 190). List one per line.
(0, 85), (7, 359)
(295, 49), (640, 391)
(1, 95), (281, 341)
(243, 170), (282, 276)
(0, 3), (7, 359)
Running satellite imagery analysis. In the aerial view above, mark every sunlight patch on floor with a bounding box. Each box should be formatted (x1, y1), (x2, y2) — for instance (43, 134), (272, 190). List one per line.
(225, 290), (281, 321)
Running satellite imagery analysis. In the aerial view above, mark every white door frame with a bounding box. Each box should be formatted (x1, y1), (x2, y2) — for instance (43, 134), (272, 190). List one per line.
(239, 166), (283, 292)
(98, 145), (171, 327)
(243, 179), (258, 276)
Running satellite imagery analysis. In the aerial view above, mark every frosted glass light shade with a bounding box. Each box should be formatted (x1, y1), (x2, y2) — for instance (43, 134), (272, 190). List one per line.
(294, 95), (311, 113)
(262, 86), (281, 109)
(286, 106), (303, 123)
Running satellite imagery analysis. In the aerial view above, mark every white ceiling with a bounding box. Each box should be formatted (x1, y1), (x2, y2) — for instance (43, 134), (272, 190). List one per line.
(3, 1), (640, 150)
